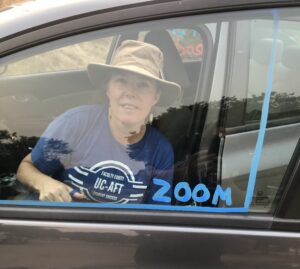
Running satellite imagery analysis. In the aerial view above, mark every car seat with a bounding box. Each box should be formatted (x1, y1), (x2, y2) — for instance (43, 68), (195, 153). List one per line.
(144, 29), (193, 163)
(144, 29), (200, 204)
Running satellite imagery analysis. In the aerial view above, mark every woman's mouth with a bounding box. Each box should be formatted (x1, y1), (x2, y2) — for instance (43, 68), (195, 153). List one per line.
(120, 104), (138, 110)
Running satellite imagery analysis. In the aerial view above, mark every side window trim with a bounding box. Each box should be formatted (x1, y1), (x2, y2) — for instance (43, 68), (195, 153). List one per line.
(274, 137), (300, 220)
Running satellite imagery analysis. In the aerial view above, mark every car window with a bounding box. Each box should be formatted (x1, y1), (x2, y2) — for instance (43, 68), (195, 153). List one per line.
(0, 8), (299, 216)
(225, 18), (300, 127)
(221, 9), (300, 213)
(246, 19), (300, 123)
(139, 29), (204, 61)
(2, 37), (113, 76)
(168, 29), (204, 61)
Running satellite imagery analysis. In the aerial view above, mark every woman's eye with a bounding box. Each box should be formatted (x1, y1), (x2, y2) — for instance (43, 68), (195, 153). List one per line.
(137, 82), (150, 89)
(115, 77), (127, 84)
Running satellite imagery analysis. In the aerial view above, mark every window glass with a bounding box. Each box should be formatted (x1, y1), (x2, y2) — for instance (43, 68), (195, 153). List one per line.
(221, 9), (300, 213)
(246, 19), (300, 123)
(0, 19), (211, 208)
(2, 37), (113, 76)
(0, 9), (298, 215)
(169, 29), (204, 61)
(139, 29), (204, 61)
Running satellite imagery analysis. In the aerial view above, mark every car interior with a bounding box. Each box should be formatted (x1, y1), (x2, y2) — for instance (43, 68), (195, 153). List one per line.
(0, 23), (220, 205)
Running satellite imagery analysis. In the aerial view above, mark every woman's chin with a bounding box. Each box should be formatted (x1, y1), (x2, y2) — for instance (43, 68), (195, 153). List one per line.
(112, 109), (146, 129)
(116, 115), (143, 128)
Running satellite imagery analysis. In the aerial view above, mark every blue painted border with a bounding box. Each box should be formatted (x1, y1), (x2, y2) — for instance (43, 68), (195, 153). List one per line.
(0, 10), (279, 214)
(244, 9), (280, 209)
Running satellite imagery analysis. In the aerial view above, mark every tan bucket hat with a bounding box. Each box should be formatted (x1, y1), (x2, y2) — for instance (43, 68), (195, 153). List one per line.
(87, 40), (181, 107)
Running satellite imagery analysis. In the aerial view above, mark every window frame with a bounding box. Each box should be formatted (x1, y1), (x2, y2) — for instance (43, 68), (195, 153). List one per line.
(274, 137), (300, 221)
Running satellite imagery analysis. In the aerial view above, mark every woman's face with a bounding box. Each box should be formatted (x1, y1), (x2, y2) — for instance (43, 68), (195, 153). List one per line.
(106, 71), (160, 128)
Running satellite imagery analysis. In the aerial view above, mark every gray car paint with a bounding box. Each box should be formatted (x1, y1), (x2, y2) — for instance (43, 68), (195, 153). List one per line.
(0, 0), (152, 38)
(222, 123), (300, 179)
(0, 219), (299, 268)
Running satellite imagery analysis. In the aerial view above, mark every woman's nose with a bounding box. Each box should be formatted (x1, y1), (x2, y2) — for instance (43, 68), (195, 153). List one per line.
(122, 83), (138, 97)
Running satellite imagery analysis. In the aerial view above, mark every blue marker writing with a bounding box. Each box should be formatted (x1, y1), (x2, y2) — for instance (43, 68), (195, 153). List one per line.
(153, 179), (232, 206)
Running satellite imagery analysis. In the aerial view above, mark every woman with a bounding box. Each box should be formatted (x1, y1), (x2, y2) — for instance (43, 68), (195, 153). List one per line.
(16, 40), (181, 204)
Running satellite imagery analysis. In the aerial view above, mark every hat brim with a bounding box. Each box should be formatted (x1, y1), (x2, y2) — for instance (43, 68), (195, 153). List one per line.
(87, 63), (181, 107)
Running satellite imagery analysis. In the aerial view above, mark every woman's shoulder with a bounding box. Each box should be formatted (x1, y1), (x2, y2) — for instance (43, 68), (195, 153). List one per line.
(147, 126), (173, 149)
(55, 105), (106, 123)
(145, 126), (174, 164)
(63, 104), (104, 117)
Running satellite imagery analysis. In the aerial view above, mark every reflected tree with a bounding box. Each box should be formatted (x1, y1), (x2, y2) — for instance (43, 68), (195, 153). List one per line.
(0, 130), (38, 199)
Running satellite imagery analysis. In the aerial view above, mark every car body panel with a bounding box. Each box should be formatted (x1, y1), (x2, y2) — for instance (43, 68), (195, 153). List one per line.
(0, 219), (299, 268)
(1, 0), (300, 54)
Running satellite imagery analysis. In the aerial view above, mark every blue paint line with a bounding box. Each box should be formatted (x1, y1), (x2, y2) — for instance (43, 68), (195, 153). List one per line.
(0, 200), (247, 213)
(244, 9), (280, 208)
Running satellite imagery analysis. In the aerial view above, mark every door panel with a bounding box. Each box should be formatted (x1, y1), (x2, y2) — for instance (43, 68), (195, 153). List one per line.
(0, 219), (299, 269)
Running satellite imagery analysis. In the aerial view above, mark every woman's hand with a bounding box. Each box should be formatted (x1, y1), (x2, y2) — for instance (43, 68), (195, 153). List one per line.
(17, 153), (86, 202)
(38, 177), (85, 202)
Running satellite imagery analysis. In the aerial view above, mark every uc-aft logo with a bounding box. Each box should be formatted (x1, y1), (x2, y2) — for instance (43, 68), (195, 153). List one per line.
(67, 160), (147, 203)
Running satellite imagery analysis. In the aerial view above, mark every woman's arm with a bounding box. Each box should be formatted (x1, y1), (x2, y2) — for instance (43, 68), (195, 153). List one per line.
(17, 154), (84, 202)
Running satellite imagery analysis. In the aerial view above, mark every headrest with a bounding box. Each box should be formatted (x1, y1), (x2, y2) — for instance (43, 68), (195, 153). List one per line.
(282, 46), (300, 69)
(251, 38), (283, 65)
(145, 30), (191, 90)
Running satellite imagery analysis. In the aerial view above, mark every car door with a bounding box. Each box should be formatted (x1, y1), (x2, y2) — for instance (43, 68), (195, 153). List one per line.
(0, 1), (299, 268)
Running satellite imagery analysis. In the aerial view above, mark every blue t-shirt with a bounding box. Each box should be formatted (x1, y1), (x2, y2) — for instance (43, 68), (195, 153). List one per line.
(31, 105), (174, 204)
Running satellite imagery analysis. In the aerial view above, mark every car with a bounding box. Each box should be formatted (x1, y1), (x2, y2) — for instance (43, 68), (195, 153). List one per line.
(0, 0), (299, 268)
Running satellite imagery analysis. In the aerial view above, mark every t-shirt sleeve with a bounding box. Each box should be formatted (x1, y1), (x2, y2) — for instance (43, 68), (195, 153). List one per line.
(31, 112), (76, 176)
(145, 137), (174, 205)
